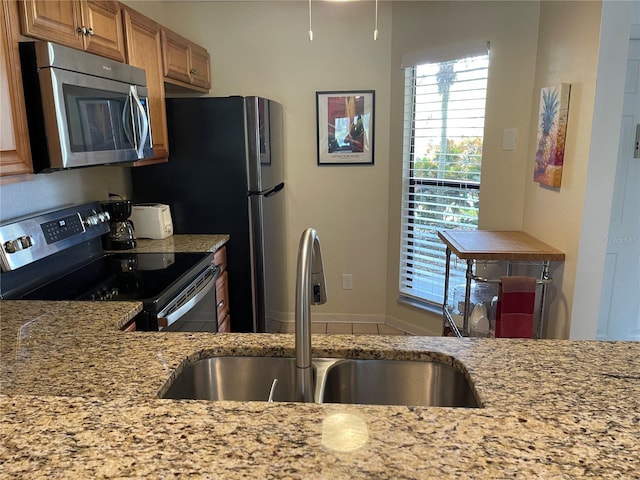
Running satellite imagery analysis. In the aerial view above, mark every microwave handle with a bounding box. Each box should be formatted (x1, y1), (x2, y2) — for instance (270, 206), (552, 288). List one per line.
(130, 85), (149, 159)
(122, 93), (136, 151)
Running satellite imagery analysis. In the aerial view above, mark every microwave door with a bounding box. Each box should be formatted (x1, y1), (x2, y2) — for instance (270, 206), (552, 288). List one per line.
(41, 67), (143, 169)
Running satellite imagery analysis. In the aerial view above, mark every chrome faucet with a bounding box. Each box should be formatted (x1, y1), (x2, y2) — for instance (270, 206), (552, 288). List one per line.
(295, 228), (327, 402)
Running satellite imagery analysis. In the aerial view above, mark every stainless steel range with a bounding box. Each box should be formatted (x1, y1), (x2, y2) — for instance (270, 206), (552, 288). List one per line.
(0, 202), (220, 332)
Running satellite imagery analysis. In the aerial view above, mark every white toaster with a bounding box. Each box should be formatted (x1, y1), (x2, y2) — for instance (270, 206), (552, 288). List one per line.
(130, 203), (173, 240)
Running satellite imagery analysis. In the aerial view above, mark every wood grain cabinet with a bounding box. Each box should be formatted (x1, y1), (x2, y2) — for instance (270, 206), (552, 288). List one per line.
(122, 6), (168, 164)
(161, 27), (210, 93)
(19, 0), (126, 62)
(214, 246), (231, 333)
(1, 0), (33, 178)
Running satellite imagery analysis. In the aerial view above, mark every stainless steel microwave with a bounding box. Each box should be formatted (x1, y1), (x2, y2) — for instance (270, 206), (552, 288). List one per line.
(19, 41), (154, 172)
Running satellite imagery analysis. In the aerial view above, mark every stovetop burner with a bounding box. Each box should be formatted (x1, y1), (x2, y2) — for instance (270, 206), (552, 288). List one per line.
(21, 252), (210, 303)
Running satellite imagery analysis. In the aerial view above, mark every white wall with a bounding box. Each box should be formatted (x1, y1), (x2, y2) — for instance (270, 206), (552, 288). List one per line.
(571, 1), (634, 340)
(144, 0), (393, 323)
(522, 1), (602, 339)
(386, 1), (541, 334)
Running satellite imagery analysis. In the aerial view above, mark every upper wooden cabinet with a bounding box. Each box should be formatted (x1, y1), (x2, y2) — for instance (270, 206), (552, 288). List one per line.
(1, 0), (33, 178)
(19, 0), (126, 62)
(122, 6), (168, 164)
(161, 27), (210, 92)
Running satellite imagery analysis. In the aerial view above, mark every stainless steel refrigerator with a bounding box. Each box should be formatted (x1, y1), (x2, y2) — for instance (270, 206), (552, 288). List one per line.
(130, 96), (286, 333)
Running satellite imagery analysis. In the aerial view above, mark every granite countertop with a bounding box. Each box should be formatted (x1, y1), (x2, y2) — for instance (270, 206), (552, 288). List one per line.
(119, 233), (230, 254)
(1, 246), (639, 478)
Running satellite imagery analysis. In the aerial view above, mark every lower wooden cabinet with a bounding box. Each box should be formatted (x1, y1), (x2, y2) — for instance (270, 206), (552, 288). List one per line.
(120, 319), (136, 332)
(214, 246), (231, 333)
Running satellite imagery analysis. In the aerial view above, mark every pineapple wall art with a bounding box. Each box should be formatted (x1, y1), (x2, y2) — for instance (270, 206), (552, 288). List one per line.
(534, 83), (571, 188)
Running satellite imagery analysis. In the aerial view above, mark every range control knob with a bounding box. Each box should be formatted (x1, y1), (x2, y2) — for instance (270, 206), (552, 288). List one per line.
(84, 211), (110, 227)
(3, 240), (20, 254)
(3, 236), (34, 254)
(19, 235), (34, 249)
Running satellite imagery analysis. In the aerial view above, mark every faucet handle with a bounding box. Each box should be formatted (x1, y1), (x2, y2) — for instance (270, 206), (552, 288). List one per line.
(311, 273), (327, 305)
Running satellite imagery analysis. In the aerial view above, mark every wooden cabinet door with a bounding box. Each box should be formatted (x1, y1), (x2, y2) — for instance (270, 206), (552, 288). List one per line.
(81, 0), (125, 62)
(1, 0), (33, 178)
(161, 26), (210, 92)
(122, 6), (168, 163)
(19, 1), (124, 62)
(161, 28), (191, 84)
(19, 0), (84, 50)
(190, 42), (210, 90)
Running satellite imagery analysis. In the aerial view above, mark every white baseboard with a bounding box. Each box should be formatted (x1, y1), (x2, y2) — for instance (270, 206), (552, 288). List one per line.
(272, 311), (386, 324)
(268, 310), (440, 336)
(385, 315), (440, 336)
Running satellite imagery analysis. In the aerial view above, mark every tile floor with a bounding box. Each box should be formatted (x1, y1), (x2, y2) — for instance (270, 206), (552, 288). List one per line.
(266, 320), (412, 335)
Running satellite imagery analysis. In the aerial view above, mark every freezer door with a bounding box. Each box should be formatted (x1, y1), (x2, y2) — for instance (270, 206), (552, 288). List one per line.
(246, 98), (284, 193)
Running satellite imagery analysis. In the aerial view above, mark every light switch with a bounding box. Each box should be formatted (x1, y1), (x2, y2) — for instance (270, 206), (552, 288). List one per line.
(502, 128), (517, 151)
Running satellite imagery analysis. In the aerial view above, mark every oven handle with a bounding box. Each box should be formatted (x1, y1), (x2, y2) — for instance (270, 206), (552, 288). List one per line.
(157, 264), (221, 328)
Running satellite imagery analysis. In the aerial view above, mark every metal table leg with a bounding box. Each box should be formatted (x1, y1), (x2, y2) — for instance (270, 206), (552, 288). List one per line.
(463, 259), (474, 336)
(442, 247), (452, 335)
(538, 261), (550, 339)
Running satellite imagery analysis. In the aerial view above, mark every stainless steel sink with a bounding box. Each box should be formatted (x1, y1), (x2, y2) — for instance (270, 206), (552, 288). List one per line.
(160, 356), (480, 407)
(319, 359), (479, 408)
(162, 356), (305, 402)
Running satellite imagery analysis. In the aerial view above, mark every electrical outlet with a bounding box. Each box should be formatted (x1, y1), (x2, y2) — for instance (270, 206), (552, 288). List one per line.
(342, 274), (353, 290)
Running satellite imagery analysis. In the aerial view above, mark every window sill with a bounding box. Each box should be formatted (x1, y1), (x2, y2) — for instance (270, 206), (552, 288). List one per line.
(397, 295), (442, 316)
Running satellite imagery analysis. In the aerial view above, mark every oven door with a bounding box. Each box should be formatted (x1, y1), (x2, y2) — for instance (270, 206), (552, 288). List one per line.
(38, 67), (153, 169)
(156, 264), (221, 332)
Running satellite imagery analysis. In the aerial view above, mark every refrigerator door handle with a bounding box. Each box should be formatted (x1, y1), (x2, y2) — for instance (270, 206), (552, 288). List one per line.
(248, 181), (285, 198)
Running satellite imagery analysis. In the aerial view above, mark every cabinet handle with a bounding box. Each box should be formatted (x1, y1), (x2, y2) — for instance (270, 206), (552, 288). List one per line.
(86, 27), (95, 36)
(217, 300), (225, 309)
(190, 68), (197, 75)
(77, 26), (87, 35)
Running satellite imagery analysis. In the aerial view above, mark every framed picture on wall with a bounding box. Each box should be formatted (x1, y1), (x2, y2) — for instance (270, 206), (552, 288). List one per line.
(534, 83), (571, 188)
(316, 90), (375, 165)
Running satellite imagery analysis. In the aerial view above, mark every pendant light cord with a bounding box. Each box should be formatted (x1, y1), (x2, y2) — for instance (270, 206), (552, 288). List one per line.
(308, 0), (313, 41)
(374, 0), (379, 40)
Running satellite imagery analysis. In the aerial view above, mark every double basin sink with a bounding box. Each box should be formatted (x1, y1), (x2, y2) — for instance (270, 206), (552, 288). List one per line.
(161, 356), (480, 408)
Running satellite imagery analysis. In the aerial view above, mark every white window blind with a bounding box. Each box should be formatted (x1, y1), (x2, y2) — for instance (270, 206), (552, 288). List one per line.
(399, 52), (489, 306)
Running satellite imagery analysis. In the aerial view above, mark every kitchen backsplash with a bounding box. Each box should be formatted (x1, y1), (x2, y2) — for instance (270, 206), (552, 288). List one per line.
(0, 166), (130, 222)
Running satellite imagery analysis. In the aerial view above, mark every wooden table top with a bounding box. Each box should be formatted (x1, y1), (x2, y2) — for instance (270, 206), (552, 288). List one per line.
(437, 230), (565, 262)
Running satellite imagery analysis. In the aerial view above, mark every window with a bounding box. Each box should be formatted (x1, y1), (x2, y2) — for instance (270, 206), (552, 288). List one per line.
(399, 51), (489, 307)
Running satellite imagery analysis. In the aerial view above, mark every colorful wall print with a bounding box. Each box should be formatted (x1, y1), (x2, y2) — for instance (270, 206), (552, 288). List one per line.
(534, 83), (571, 187)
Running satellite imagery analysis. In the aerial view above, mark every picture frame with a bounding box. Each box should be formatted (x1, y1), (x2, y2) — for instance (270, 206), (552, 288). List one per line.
(316, 90), (375, 165)
(534, 83), (571, 188)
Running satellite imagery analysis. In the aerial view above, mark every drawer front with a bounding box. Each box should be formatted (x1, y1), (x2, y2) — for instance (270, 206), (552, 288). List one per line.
(216, 270), (229, 321)
(218, 314), (230, 333)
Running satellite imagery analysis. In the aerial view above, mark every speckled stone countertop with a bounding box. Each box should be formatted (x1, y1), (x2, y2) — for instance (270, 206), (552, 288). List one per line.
(1, 300), (639, 478)
(117, 233), (230, 254)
